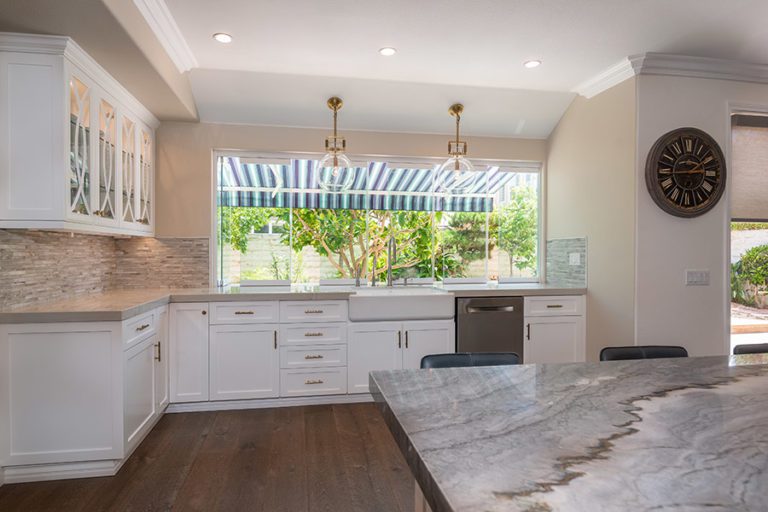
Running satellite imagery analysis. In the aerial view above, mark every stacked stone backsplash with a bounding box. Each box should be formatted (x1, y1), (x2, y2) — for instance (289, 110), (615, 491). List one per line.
(0, 230), (209, 309)
(546, 237), (587, 288)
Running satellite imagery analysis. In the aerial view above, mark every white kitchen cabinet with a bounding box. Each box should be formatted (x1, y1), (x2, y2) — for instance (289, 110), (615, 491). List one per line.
(170, 303), (210, 403)
(401, 321), (455, 370)
(0, 33), (157, 236)
(209, 324), (279, 400)
(154, 307), (169, 412)
(523, 296), (586, 364)
(124, 336), (156, 453)
(348, 320), (454, 393)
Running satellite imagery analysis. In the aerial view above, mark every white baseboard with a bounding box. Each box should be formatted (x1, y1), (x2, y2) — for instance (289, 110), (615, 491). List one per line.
(2, 459), (122, 484)
(167, 393), (373, 413)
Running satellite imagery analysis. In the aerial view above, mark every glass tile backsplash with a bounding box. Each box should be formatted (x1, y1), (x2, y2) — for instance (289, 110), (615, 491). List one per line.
(546, 237), (587, 288)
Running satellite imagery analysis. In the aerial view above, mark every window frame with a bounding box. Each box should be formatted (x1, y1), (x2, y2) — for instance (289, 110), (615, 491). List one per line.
(210, 150), (544, 287)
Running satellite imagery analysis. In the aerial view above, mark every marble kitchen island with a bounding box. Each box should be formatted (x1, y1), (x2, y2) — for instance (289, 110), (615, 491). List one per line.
(370, 355), (768, 512)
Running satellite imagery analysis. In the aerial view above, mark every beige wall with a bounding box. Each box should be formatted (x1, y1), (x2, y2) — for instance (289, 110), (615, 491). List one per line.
(155, 122), (547, 237)
(546, 78), (637, 360)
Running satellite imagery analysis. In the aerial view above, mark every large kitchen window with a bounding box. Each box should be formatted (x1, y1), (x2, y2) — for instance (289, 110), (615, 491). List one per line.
(215, 153), (541, 286)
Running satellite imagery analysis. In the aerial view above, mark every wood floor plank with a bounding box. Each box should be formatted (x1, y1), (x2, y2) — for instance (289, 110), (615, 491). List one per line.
(0, 404), (411, 512)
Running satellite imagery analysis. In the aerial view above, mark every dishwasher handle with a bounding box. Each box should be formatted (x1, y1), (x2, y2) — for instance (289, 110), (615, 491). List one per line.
(466, 305), (516, 313)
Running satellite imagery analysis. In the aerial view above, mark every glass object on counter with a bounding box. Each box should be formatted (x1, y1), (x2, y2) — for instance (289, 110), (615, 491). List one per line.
(69, 77), (91, 216)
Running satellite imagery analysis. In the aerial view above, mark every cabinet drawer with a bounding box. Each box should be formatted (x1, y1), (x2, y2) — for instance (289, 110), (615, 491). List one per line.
(210, 301), (279, 324)
(280, 368), (347, 397)
(524, 296), (583, 317)
(280, 323), (348, 345)
(279, 301), (348, 323)
(280, 343), (347, 369)
(123, 311), (156, 348)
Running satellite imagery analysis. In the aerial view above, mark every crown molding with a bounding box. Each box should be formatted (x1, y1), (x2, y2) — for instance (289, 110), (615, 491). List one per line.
(575, 52), (768, 99)
(132, 0), (197, 73)
(0, 32), (68, 54)
(572, 57), (639, 99)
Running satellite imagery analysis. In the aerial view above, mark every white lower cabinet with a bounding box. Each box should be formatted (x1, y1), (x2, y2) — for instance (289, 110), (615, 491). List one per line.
(523, 296), (586, 364)
(280, 368), (348, 397)
(169, 303), (210, 403)
(124, 337), (157, 452)
(154, 307), (169, 412)
(209, 324), (279, 400)
(348, 320), (454, 394)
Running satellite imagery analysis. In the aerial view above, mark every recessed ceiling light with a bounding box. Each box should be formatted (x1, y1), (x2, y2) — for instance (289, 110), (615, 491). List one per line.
(379, 47), (397, 57)
(213, 33), (233, 44)
(524, 60), (542, 69)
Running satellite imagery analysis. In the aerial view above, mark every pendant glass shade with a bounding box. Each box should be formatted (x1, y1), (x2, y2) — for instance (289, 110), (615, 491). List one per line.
(438, 155), (475, 195)
(317, 152), (354, 192)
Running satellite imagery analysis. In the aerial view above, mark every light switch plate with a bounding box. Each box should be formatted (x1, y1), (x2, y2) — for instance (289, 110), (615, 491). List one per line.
(685, 269), (710, 286)
(569, 252), (581, 266)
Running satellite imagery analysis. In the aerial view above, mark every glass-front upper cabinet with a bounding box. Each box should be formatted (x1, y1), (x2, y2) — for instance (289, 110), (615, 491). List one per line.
(138, 128), (152, 226)
(96, 98), (117, 220)
(122, 116), (137, 224)
(69, 76), (92, 217)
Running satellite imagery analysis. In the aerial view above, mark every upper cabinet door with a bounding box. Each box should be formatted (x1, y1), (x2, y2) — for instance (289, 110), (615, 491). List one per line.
(95, 97), (117, 221)
(68, 74), (93, 218)
(121, 115), (137, 225)
(138, 128), (153, 227)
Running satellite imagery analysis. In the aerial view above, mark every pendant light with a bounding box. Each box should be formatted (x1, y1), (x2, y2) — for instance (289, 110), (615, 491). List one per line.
(317, 96), (354, 192)
(437, 103), (475, 194)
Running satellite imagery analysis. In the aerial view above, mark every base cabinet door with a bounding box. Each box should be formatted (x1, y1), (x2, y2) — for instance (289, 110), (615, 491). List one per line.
(401, 321), (455, 370)
(154, 307), (169, 411)
(170, 303), (210, 403)
(124, 337), (156, 452)
(524, 316), (585, 364)
(209, 324), (279, 400)
(348, 322), (402, 394)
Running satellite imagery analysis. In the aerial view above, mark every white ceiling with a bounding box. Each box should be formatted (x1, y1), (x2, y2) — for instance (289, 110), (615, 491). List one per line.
(159, 0), (768, 137)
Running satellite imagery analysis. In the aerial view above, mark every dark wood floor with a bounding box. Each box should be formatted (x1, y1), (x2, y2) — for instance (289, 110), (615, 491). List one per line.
(0, 403), (414, 512)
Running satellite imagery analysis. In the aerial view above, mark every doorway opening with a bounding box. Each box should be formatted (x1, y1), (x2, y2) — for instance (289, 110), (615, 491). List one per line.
(730, 114), (768, 353)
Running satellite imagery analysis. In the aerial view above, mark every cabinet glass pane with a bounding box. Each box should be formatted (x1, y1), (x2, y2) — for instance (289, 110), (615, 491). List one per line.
(69, 77), (91, 216)
(122, 118), (136, 223)
(97, 99), (117, 220)
(139, 130), (152, 225)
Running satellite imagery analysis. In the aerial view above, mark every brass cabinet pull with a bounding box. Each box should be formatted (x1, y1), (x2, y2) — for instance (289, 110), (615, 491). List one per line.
(304, 309), (324, 314)
(526, 323), (531, 340)
(397, 331), (402, 349)
(234, 311), (254, 315)
(154, 341), (161, 362)
(136, 323), (150, 332)
(304, 332), (324, 337)
(546, 304), (564, 309)
(273, 330), (277, 349)
(405, 331), (409, 349)
(305, 379), (324, 385)
(304, 354), (324, 360)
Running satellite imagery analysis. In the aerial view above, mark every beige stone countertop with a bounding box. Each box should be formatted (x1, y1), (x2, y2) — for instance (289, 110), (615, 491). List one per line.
(0, 283), (586, 324)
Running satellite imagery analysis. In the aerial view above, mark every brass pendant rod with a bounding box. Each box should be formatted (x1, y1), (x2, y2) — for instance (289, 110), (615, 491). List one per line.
(455, 113), (460, 147)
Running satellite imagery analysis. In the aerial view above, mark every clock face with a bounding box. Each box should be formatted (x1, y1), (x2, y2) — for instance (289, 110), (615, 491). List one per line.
(645, 127), (726, 218)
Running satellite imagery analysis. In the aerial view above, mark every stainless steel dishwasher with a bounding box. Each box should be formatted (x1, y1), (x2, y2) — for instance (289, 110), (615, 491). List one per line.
(456, 297), (524, 357)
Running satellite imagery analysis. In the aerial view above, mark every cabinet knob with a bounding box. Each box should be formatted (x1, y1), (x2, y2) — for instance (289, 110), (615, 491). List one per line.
(202, 310), (207, 315)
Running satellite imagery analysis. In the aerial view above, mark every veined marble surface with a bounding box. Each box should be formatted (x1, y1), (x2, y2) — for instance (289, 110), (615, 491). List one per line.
(370, 355), (768, 512)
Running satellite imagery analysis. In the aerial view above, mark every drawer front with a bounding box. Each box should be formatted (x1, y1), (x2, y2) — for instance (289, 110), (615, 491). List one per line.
(210, 301), (279, 324)
(280, 343), (347, 369)
(280, 368), (348, 397)
(524, 296), (583, 317)
(280, 322), (348, 345)
(123, 311), (156, 348)
(279, 301), (348, 323)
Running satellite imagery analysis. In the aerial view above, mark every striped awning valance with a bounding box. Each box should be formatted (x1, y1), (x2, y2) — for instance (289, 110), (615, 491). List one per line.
(218, 157), (521, 212)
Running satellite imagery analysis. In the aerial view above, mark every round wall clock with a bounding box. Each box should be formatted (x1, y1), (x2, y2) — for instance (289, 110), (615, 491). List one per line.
(644, 127), (726, 218)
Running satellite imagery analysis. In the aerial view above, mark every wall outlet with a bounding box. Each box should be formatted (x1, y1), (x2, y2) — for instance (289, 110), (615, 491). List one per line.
(569, 252), (581, 266)
(685, 269), (710, 286)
